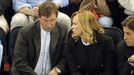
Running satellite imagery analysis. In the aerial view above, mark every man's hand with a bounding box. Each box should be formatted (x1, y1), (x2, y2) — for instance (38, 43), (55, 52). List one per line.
(128, 55), (134, 63)
(48, 68), (58, 75)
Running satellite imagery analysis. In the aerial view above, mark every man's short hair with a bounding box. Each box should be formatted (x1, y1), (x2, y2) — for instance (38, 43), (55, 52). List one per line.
(39, 1), (58, 18)
(122, 16), (134, 31)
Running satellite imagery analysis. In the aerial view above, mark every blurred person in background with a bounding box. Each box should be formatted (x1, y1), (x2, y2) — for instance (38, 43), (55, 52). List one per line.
(79, 0), (113, 27)
(116, 16), (134, 75)
(11, 0), (71, 32)
(11, 1), (69, 75)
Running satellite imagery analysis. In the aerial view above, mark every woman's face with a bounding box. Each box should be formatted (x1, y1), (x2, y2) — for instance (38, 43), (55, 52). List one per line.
(123, 26), (134, 46)
(71, 15), (83, 37)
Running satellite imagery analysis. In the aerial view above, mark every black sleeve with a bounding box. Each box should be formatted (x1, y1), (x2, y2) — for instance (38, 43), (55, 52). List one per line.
(103, 36), (115, 75)
(66, 39), (82, 75)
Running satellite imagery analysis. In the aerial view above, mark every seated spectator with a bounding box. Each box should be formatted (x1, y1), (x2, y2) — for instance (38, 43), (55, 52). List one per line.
(11, 1), (69, 75)
(116, 16), (134, 75)
(11, 0), (71, 32)
(9, 0), (71, 65)
(66, 10), (115, 75)
(79, 0), (113, 27)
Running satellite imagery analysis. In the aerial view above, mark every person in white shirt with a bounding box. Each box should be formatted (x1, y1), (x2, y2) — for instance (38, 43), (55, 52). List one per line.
(11, 0), (71, 32)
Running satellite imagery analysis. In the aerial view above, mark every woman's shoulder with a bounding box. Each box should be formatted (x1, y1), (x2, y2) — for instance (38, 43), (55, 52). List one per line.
(96, 33), (113, 42)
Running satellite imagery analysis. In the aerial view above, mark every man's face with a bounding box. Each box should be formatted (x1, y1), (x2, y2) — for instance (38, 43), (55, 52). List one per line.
(123, 26), (134, 46)
(39, 13), (57, 32)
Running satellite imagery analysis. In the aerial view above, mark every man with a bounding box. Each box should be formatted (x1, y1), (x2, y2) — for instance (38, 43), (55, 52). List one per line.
(9, 0), (71, 67)
(11, 1), (68, 75)
(116, 16), (134, 75)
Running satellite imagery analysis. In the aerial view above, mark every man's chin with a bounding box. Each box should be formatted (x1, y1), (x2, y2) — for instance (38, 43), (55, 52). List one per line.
(45, 29), (53, 32)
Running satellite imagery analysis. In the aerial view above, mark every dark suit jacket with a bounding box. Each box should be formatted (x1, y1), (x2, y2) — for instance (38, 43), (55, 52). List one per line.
(67, 33), (115, 75)
(11, 21), (68, 75)
(116, 40), (134, 75)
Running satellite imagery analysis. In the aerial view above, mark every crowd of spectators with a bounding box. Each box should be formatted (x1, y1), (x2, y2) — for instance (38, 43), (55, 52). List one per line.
(0, 0), (134, 75)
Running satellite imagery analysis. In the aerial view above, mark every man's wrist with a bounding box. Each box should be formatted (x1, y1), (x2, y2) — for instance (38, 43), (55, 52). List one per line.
(54, 67), (61, 73)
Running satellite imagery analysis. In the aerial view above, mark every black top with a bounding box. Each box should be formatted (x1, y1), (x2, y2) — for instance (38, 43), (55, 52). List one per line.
(67, 33), (115, 75)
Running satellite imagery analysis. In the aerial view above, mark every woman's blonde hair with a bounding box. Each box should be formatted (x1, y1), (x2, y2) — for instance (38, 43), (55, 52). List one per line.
(71, 10), (105, 44)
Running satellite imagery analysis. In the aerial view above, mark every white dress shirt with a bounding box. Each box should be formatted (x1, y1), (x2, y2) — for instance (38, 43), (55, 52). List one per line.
(34, 27), (51, 75)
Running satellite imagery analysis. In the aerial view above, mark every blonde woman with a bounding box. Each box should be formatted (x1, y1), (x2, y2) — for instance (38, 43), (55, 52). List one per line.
(66, 10), (115, 75)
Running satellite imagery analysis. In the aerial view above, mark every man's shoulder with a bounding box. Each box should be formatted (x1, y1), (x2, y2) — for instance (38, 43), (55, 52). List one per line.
(20, 21), (39, 34)
(56, 22), (68, 32)
(56, 22), (68, 29)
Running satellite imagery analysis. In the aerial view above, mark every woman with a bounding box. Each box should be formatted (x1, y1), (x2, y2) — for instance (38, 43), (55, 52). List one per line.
(67, 10), (115, 75)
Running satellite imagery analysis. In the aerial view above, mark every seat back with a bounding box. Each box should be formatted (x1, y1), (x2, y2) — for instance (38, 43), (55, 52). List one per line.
(104, 27), (123, 75)
(8, 27), (22, 64)
(104, 27), (123, 46)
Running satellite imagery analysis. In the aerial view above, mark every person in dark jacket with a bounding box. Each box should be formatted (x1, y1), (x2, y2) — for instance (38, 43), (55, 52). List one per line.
(66, 10), (115, 75)
(11, 1), (68, 75)
(116, 16), (134, 75)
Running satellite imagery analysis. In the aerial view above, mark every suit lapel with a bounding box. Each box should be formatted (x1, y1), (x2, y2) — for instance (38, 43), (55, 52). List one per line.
(50, 25), (59, 58)
(33, 22), (41, 63)
(33, 22), (60, 64)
